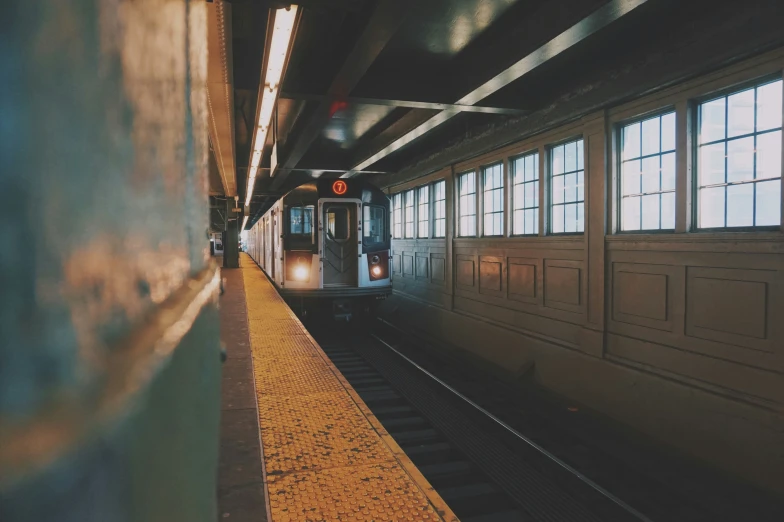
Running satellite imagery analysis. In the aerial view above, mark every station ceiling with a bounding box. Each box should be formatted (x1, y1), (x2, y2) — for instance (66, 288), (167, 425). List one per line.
(207, 0), (711, 228)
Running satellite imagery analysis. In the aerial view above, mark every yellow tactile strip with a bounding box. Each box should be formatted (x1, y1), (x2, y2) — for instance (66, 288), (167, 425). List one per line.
(240, 254), (458, 522)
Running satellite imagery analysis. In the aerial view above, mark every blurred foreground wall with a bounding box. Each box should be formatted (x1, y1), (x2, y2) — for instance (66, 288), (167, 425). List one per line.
(0, 1), (222, 521)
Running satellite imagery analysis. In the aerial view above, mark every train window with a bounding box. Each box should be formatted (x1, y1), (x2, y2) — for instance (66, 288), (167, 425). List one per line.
(620, 112), (676, 231)
(458, 171), (477, 237)
(550, 139), (585, 234)
(512, 151), (539, 235)
(404, 190), (415, 238)
(363, 205), (386, 246)
(289, 206), (314, 236)
(417, 185), (430, 238)
(696, 78), (782, 229)
(392, 193), (403, 239)
(433, 181), (446, 238)
(326, 207), (349, 240)
(482, 163), (504, 236)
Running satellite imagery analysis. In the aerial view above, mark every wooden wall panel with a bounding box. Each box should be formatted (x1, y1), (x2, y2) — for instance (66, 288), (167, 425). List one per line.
(686, 267), (776, 352)
(402, 254), (414, 276)
(431, 254), (446, 285)
(479, 256), (503, 296)
(508, 257), (538, 304)
(415, 253), (429, 280)
(456, 255), (475, 289)
(544, 260), (583, 314)
(611, 262), (679, 333)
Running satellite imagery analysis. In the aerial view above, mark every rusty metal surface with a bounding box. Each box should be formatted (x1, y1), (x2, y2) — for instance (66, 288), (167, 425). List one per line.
(0, 1), (219, 520)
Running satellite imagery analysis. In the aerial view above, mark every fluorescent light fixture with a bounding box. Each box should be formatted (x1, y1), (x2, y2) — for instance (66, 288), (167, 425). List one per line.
(245, 5), (298, 209)
(241, 215), (248, 230)
(251, 150), (261, 168)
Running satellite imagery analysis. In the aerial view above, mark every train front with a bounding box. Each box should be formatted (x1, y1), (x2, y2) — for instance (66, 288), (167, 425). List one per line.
(281, 178), (392, 319)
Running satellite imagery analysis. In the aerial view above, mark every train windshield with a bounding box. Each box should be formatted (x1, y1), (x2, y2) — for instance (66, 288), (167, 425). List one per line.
(288, 205), (315, 250)
(363, 205), (386, 249)
(289, 206), (314, 236)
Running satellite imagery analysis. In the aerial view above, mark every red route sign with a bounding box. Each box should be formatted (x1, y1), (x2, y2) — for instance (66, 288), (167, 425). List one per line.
(332, 180), (347, 195)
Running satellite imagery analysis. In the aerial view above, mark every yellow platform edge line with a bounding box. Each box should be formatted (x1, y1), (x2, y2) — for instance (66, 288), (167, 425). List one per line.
(239, 253), (459, 522)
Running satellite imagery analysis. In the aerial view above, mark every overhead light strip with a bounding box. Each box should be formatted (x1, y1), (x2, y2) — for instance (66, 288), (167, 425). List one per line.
(245, 5), (298, 208)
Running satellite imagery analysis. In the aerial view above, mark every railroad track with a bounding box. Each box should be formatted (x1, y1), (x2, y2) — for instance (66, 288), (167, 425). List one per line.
(306, 318), (784, 522)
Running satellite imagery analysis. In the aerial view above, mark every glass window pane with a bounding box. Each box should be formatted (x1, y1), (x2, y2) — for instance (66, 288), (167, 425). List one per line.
(552, 205), (564, 233)
(563, 204), (575, 233)
(552, 145), (565, 175)
(526, 154), (538, 181)
(700, 97), (726, 143)
(757, 80), (783, 132)
(700, 187), (725, 228)
(727, 137), (755, 183)
(661, 112), (676, 151)
(564, 173), (577, 203)
(726, 183), (754, 227)
(576, 203), (584, 233)
(577, 140), (584, 171)
(622, 196), (641, 231)
(577, 172), (584, 202)
(699, 142), (726, 186)
(727, 88), (755, 138)
(290, 207), (302, 234)
(641, 194), (659, 229)
(661, 152), (676, 191)
(364, 206), (385, 244)
(755, 179), (781, 226)
(623, 122), (641, 160)
(661, 192), (675, 229)
(565, 141), (577, 172)
(641, 156), (660, 193)
(622, 160), (641, 196)
(757, 130), (782, 181)
(553, 175), (565, 204)
(641, 116), (660, 156)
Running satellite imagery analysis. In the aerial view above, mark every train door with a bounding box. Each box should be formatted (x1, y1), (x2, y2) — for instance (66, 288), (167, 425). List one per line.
(322, 203), (358, 287)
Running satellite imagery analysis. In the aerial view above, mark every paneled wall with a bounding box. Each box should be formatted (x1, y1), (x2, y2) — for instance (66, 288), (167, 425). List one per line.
(384, 50), (784, 492)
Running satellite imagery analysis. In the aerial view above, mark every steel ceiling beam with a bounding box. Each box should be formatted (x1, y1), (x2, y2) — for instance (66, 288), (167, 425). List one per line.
(347, 0), (651, 175)
(279, 92), (530, 115)
(270, 0), (415, 190)
(206, 1), (237, 196)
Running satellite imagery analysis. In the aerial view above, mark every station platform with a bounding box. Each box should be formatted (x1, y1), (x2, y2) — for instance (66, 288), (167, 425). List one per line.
(218, 254), (456, 521)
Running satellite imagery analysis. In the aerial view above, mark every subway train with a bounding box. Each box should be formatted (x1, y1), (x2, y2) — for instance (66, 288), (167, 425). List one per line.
(245, 178), (392, 319)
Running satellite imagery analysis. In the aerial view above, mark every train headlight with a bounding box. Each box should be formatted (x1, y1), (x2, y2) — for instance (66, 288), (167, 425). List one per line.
(371, 265), (382, 277)
(294, 265), (308, 281)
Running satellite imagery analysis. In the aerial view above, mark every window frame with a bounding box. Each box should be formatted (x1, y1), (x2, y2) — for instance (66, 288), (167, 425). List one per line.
(510, 150), (540, 236)
(417, 184), (430, 239)
(481, 162), (505, 237)
(391, 193), (403, 239)
(615, 108), (678, 234)
(403, 189), (416, 239)
(691, 74), (783, 232)
(432, 180), (447, 238)
(547, 136), (586, 235)
(457, 170), (478, 237)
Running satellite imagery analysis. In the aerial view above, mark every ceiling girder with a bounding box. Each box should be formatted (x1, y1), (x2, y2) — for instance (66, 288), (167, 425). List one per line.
(206, 1), (237, 196)
(279, 93), (530, 115)
(269, 0), (416, 191)
(346, 0), (651, 174)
